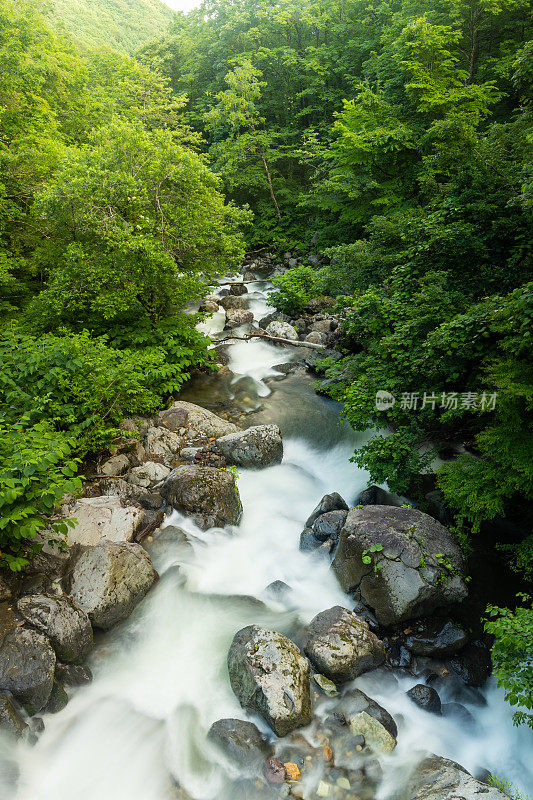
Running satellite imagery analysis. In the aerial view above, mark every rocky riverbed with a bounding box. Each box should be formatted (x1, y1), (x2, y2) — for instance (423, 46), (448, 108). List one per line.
(0, 256), (531, 800)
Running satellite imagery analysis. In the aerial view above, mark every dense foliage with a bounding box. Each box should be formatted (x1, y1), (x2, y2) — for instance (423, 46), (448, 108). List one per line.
(139, 0), (532, 722)
(46, 0), (174, 54)
(0, 0), (247, 568)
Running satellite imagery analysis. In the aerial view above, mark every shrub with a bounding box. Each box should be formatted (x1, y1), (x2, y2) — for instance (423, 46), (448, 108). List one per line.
(269, 265), (327, 315)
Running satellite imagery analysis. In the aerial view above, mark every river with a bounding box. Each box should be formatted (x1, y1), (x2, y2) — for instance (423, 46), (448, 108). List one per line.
(3, 277), (532, 800)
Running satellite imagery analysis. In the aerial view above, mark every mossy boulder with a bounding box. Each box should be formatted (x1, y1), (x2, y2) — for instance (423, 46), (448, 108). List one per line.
(160, 465), (243, 530)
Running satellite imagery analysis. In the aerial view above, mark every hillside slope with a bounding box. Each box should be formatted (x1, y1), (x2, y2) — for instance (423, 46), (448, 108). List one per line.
(49, 0), (174, 53)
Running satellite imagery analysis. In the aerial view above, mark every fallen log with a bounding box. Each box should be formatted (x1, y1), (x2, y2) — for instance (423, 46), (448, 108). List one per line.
(221, 331), (326, 349)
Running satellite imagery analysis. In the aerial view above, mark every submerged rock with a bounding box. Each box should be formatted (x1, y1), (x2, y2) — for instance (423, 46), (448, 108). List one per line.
(304, 606), (385, 683)
(208, 718), (272, 774)
(341, 687), (398, 738)
(17, 593), (92, 664)
(405, 756), (508, 800)
(160, 465), (243, 530)
(227, 625), (311, 737)
(216, 425), (283, 468)
(332, 506), (467, 625)
(349, 711), (396, 753)
(69, 542), (156, 630)
(0, 628), (56, 714)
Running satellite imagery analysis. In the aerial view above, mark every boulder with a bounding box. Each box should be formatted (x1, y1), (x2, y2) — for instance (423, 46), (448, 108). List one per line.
(98, 477), (145, 506)
(305, 331), (327, 345)
(160, 466), (242, 530)
(144, 426), (182, 460)
(332, 506), (467, 625)
(265, 321), (298, 341)
(216, 425), (283, 469)
(68, 495), (145, 547)
(404, 617), (468, 658)
(304, 606), (385, 683)
(309, 318), (333, 334)
(128, 462), (171, 488)
(341, 687), (397, 738)
(356, 485), (404, 507)
(349, 711), (396, 753)
(299, 528), (323, 552)
(208, 718), (272, 774)
(406, 684), (442, 715)
(159, 402), (239, 438)
(0, 693), (28, 738)
(227, 626), (312, 737)
(220, 295), (249, 310)
(405, 756), (508, 800)
(45, 679), (68, 714)
(69, 542), (156, 630)
(229, 283), (248, 296)
(445, 641), (492, 687)
(17, 594), (92, 664)
(201, 299), (220, 314)
(0, 628), (55, 714)
(101, 454), (130, 477)
(259, 312), (290, 330)
(156, 405), (189, 432)
(312, 510), (348, 543)
(306, 492), (348, 528)
(55, 663), (92, 687)
(225, 308), (254, 328)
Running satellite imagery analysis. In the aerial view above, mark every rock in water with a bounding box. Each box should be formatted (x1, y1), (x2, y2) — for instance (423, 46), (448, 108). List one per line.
(208, 718), (272, 774)
(216, 425), (283, 468)
(227, 626), (312, 737)
(406, 756), (508, 800)
(341, 687), (398, 738)
(406, 684), (442, 715)
(160, 401), (239, 439)
(305, 492), (348, 528)
(17, 594), (92, 664)
(0, 628), (56, 714)
(0, 693), (28, 739)
(349, 711), (396, 753)
(225, 309), (254, 328)
(265, 321), (298, 341)
(404, 617), (468, 658)
(160, 465), (242, 530)
(304, 606), (385, 683)
(69, 542), (156, 630)
(332, 506), (467, 625)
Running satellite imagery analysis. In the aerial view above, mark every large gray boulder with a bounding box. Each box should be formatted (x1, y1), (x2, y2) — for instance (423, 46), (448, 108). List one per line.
(225, 309), (254, 328)
(17, 594), (92, 664)
(144, 426), (182, 460)
(332, 506), (467, 625)
(158, 401), (239, 438)
(128, 461), (171, 488)
(69, 542), (156, 630)
(67, 495), (145, 547)
(304, 606), (385, 683)
(405, 756), (508, 800)
(227, 626), (311, 737)
(220, 295), (249, 311)
(216, 425), (283, 469)
(160, 466), (242, 530)
(265, 321), (298, 341)
(0, 628), (55, 714)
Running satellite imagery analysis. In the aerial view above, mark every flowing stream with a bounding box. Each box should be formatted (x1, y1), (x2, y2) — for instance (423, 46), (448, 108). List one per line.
(2, 278), (532, 800)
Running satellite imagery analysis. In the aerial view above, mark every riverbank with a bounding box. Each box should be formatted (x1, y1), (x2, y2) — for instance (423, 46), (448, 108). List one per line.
(0, 259), (531, 800)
